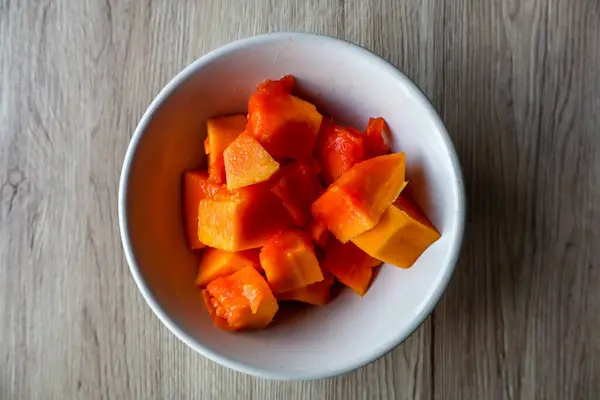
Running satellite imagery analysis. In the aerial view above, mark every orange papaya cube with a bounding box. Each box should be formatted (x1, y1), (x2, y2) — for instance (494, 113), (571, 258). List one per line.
(315, 120), (366, 184)
(277, 272), (334, 305)
(271, 182), (306, 226)
(364, 117), (391, 158)
(270, 161), (323, 227)
(183, 171), (225, 249)
(205, 114), (247, 184)
(259, 230), (324, 293)
(280, 161), (323, 204)
(223, 133), (280, 190)
(305, 155), (322, 175)
(322, 240), (381, 296)
(247, 77), (323, 160)
(257, 74), (295, 94)
(352, 194), (441, 268)
(305, 218), (330, 248)
(202, 266), (279, 331)
(195, 248), (261, 287)
(235, 184), (296, 248)
(197, 183), (293, 251)
(197, 197), (245, 251)
(311, 153), (407, 243)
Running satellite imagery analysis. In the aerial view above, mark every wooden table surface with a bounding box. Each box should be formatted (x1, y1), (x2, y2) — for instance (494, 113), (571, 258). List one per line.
(1, 0), (599, 399)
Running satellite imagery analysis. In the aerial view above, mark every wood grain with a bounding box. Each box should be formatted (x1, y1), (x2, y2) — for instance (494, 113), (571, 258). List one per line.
(0, 0), (598, 399)
(431, 1), (600, 399)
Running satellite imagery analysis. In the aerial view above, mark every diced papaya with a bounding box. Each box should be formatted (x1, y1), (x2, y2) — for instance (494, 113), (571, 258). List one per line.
(183, 171), (225, 249)
(247, 76), (323, 160)
(352, 194), (441, 268)
(277, 272), (334, 305)
(223, 133), (280, 190)
(197, 198), (244, 251)
(205, 114), (247, 184)
(195, 248), (261, 287)
(257, 75), (295, 94)
(270, 161), (323, 227)
(364, 117), (390, 158)
(304, 218), (330, 248)
(259, 230), (324, 293)
(321, 240), (381, 296)
(281, 161), (323, 204)
(305, 155), (322, 175)
(311, 153), (407, 243)
(202, 266), (278, 331)
(197, 183), (293, 251)
(201, 290), (230, 330)
(271, 182), (306, 226)
(315, 119), (366, 184)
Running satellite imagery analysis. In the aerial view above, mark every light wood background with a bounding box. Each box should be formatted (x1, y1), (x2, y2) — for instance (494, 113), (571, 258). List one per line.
(1, 0), (599, 399)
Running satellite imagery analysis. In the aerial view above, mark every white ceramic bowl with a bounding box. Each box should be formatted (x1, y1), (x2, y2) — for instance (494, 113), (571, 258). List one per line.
(119, 32), (465, 380)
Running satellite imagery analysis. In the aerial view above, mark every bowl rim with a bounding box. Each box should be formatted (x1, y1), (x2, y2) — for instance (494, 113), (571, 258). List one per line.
(118, 31), (466, 380)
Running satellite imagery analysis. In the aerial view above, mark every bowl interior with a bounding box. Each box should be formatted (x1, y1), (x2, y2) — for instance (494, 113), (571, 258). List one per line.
(121, 34), (463, 379)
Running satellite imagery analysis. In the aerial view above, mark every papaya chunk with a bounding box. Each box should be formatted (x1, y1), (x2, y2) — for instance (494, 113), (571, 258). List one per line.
(205, 114), (247, 184)
(259, 230), (324, 293)
(183, 171), (225, 249)
(277, 272), (334, 305)
(223, 133), (279, 190)
(202, 266), (278, 331)
(195, 248), (261, 287)
(304, 218), (330, 248)
(364, 117), (390, 158)
(271, 182), (306, 226)
(280, 160), (323, 204)
(197, 183), (293, 251)
(352, 194), (441, 268)
(322, 240), (381, 296)
(311, 153), (407, 243)
(270, 161), (323, 227)
(257, 75), (295, 94)
(247, 76), (323, 160)
(315, 119), (366, 184)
